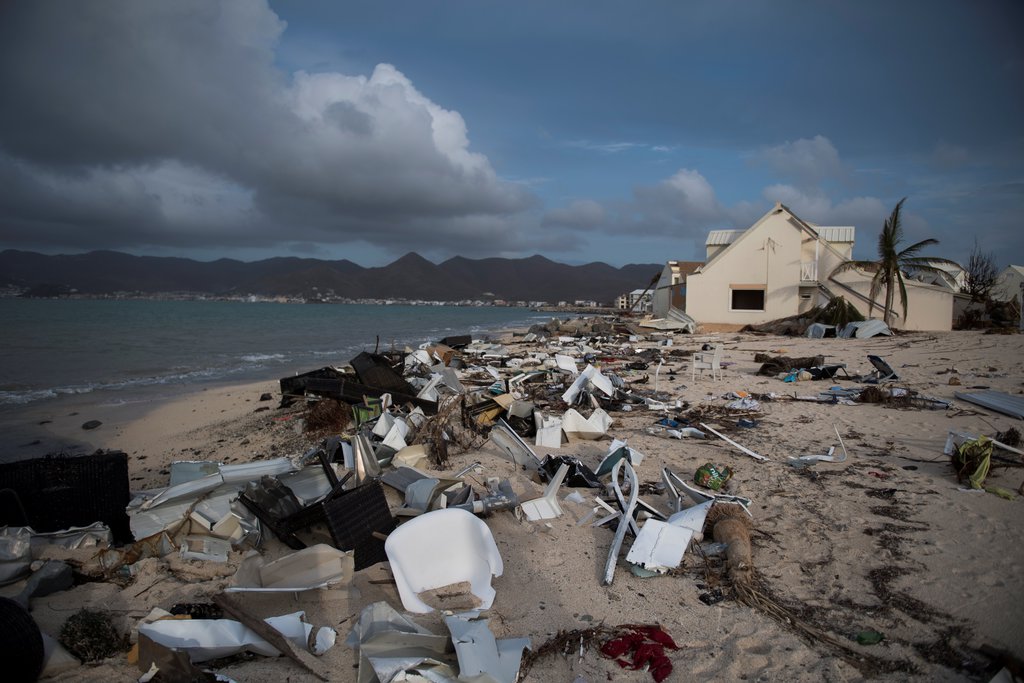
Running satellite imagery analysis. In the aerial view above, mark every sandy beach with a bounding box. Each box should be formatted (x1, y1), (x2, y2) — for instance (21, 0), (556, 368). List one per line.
(5, 325), (1024, 682)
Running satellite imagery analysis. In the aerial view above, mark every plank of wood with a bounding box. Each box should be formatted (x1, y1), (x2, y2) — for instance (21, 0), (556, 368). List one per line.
(212, 593), (331, 681)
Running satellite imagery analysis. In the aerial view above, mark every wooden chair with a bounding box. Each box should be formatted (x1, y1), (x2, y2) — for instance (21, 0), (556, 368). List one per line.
(691, 344), (723, 381)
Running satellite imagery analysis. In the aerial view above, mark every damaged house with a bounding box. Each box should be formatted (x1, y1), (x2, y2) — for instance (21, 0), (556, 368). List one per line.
(659, 203), (954, 331)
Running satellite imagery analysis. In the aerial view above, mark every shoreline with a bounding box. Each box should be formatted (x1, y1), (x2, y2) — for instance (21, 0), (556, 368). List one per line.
(0, 376), (282, 463)
(3, 326), (1023, 681)
(0, 318), (538, 463)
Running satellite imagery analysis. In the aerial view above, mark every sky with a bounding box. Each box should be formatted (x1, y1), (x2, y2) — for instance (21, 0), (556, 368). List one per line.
(0, 0), (1021, 268)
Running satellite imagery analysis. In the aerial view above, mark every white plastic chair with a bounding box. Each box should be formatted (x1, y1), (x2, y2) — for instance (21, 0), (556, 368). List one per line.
(691, 344), (723, 381)
(384, 508), (503, 613)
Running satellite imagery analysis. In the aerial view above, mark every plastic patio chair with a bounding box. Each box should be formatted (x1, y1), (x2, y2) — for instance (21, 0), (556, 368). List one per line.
(691, 344), (723, 381)
(384, 508), (503, 613)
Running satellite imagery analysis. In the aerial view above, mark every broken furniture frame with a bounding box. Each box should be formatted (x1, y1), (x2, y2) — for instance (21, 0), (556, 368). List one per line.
(662, 467), (752, 516)
(238, 450), (395, 570)
(279, 366), (437, 414)
(602, 458), (639, 586)
(865, 354), (898, 383)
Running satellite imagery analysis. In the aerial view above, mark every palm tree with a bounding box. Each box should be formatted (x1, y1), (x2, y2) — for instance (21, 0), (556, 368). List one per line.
(831, 198), (957, 327)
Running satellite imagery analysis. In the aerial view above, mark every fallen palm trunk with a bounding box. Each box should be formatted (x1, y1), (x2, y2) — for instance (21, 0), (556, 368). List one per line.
(707, 504), (894, 675)
(708, 504), (753, 586)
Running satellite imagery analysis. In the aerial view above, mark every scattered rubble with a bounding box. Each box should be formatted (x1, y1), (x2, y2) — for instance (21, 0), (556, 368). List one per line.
(1, 316), (1019, 681)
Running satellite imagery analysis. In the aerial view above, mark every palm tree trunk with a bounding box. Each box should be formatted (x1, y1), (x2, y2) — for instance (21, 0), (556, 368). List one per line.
(884, 278), (895, 326)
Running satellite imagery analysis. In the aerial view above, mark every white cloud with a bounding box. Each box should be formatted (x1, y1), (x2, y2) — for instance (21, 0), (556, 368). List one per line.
(762, 184), (888, 230)
(564, 140), (673, 154)
(753, 135), (843, 186)
(565, 140), (643, 153)
(631, 169), (723, 230)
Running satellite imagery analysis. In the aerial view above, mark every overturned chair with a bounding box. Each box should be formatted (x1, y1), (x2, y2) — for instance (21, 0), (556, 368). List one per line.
(239, 445), (396, 571)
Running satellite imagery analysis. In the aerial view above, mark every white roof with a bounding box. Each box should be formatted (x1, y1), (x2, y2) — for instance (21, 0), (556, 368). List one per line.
(705, 230), (743, 246)
(816, 226), (855, 243)
(705, 225), (854, 247)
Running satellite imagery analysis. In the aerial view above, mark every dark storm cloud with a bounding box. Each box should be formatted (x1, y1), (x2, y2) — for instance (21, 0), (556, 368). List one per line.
(0, 1), (534, 253)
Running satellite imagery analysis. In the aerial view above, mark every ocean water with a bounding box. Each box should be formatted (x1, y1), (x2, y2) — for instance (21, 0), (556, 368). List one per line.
(0, 298), (558, 409)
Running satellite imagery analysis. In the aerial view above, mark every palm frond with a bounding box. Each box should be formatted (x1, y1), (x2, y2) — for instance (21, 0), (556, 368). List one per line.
(881, 198), (906, 255)
(830, 260), (879, 277)
(903, 263), (953, 279)
(897, 238), (940, 260)
(901, 256), (959, 269)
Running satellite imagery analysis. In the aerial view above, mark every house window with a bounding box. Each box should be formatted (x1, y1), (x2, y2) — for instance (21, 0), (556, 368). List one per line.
(730, 287), (765, 311)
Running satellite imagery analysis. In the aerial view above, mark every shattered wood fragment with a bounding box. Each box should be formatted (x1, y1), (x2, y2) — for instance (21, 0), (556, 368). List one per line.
(212, 594), (331, 681)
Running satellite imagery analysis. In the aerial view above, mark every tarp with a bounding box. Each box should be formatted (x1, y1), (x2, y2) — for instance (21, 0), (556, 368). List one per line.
(805, 323), (835, 338)
(838, 319), (892, 338)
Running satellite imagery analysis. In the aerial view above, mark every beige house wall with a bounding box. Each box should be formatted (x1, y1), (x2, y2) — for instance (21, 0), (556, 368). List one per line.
(684, 205), (953, 331)
(706, 244), (726, 260)
(828, 269), (953, 330)
(686, 211), (806, 325)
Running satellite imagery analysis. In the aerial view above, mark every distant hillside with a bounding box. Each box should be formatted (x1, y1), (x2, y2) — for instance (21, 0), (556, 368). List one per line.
(0, 250), (665, 303)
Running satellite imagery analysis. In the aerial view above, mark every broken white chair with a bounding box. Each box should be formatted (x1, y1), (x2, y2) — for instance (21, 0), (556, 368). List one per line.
(384, 508), (503, 613)
(691, 344), (723, 381)
(519, 463), (569, 521)
(602, 458), (639, 586)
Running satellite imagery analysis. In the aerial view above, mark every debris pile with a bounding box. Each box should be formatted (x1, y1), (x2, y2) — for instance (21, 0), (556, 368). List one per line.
(1, 316), (1018, 680)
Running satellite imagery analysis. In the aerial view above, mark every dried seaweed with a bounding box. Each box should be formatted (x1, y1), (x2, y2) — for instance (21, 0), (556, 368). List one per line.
(518, 625), (616, 677)
(857, 387), (943, 411)
(858, 386), (888, 403)
(706, 504), (906, 676)
(996, 427), (1021, 448)
(303, 398), (351, 434)
(733, 576), (907, 676)
(60, 609), (129, 662)
(411, 395), (484, 468)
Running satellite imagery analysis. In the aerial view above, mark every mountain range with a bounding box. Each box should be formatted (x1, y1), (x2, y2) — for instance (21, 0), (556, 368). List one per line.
(0, 250), (665, 304)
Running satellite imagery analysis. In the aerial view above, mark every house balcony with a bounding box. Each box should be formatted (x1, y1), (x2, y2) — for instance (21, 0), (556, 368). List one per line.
(800, 261), (818, 282)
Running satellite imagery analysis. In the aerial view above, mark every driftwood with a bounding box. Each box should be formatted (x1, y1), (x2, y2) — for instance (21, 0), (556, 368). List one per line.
(707, 504), (753, 585)
(212, 593), (330, 681)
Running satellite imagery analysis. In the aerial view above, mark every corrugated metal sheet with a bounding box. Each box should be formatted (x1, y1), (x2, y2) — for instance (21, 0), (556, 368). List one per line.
(953, 391), (1024, 419)
(818, 226), (855, 243)
(705, 229), (743, 246)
